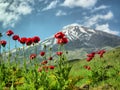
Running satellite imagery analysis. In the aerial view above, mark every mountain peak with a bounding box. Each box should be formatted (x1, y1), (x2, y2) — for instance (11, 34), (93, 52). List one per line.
(62, 23), (81, 29)
(62, 24), (97, 41)
(14, 24), (120, 60)
(62, 24), (96, 34)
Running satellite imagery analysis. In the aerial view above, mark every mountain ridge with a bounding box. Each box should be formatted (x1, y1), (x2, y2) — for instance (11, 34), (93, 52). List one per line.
(9, 24), (120, 60)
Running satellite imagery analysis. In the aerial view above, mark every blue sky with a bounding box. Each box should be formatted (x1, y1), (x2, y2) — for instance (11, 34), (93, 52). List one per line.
(0, 0), (120, 50)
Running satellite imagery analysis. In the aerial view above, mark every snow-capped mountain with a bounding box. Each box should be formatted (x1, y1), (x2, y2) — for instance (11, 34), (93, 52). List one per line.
(40, 25), (95, 48)
(62, 25), (95, 41)
(15, 24), (120, 60)
(40, 24), (120, 50)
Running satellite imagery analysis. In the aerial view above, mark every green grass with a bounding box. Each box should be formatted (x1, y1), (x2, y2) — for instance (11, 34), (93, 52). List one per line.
(69, 47), (120, 89)
(0, 47), (120, 90)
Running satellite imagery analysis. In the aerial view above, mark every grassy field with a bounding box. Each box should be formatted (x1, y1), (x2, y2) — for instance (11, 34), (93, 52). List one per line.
(1, 29), (120, 90)
(0, 46), (120, 90)
(69, 47), (120, 90)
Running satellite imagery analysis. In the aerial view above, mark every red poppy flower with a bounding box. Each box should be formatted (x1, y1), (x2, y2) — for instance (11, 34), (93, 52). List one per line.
(12, 35), (19, 40)
(100, 54), (103, 58)
(30, 54), (37, 60)
(18, 37), (27, 44)
(42, 65), (49, 69)
(48, 56), (53, 60)
(26, 38), (33, 46)
(56, 51), (63, 56)
(49, 65), (55, 69)
(84, 65), (91, 70)
(32, 36), (40, 43)
(40, 51), (45, 56)
(87, 52), (95, 58)
(42, 66), (49, 72)
(38, 67), (42, 72)
(96, 50), (101, 54)
(6, 30), (14, 36)
(101, 50), (105, 53)
(0, 40), (7, 47)
(41, 60), (48, 65)
(57, 37), (68, 44)
(54, 32), (65, 39)
(100, 50), (106, 55)
(97, 50), (106, 58)
(86, 57), (93, 62)
(97, 50), (106, 54)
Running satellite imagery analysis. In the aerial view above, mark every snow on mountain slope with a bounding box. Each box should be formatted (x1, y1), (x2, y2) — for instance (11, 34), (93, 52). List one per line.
(62, 25), (96, 41)
(39, 24), (120, 51)
(13, 24), (120, 60)
(40, 24), (97, 47)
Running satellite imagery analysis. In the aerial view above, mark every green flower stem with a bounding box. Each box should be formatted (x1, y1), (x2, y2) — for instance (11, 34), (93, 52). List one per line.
(17, 48), (21, 68)
(62, 45), (68, 64)
(57, 45), (62, 71)
(0, 47), (3, 64)
(49, 47), (52, 57)
(15, 41), (17, 52)
(24, 59), (27, 73)
(8, 37), (11, 67)
(57, 43), (71, 89)
(11, 72), (15, 90)
(58, 45), (64, 75)
(49, 47), (52, 65)
(14, 41), (17, 66)
(23, 44), (25, 59)
(23, 44), (27, 73)
(2, 47), (6, 64)
(59, 45), (66, 71)
(0, 47), (1, 65)
(58, 44), (62, 51)
(35, 44), (38, 55)
(43, 45), (47, 60)
(29, 59), (33, 74)
(59, 56), (62, 71)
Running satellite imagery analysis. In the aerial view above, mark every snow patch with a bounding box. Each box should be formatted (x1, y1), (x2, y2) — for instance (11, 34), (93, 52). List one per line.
(79, 27), (87, 33)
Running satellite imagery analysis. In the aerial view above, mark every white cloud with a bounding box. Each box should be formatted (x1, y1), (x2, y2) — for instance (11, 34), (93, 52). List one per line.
(95, 24), (119, 35)
(10, 2), (32, 15)
(42, 0), (59, 11)
(102, 11), (113, 20)
(81, 10), (118, 35)
(92, 5), (109, 12)
(56, 10), (67, 16)
(0, 0), (34, 28)
(84, 11), (113, 27)
(61, 0), (97, 8)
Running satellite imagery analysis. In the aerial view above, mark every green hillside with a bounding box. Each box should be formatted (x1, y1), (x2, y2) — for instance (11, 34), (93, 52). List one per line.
(69, 47), (120, 89)
(0, 47), (120, 90)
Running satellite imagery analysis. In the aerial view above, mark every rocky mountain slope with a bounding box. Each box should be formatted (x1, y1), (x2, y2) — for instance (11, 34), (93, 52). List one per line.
(12, 24), (120, 60)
